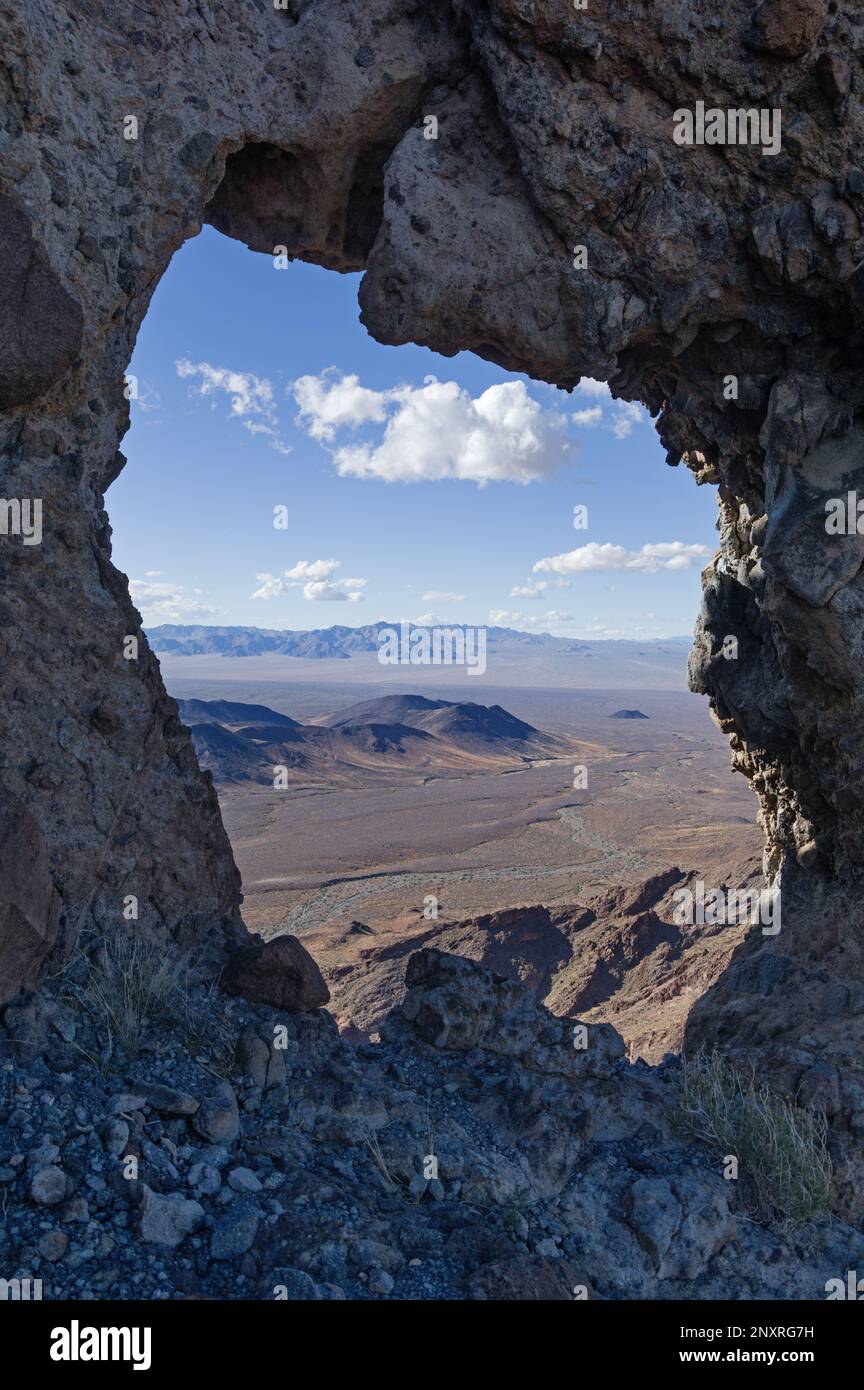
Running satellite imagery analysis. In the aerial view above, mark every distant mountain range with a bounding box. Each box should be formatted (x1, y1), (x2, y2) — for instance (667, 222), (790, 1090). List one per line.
(151, 623), (694, 691)
(177, 694), (561, 786)
(150, 622), (597, 660)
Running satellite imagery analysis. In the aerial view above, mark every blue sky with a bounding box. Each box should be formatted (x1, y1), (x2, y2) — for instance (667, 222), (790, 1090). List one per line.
(108, 225), (718, 640)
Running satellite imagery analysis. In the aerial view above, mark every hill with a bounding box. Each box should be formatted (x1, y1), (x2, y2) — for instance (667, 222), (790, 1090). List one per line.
(176, 698), (300, 729)
(179, 694), (565, 786)
(321, 693), (544, 751)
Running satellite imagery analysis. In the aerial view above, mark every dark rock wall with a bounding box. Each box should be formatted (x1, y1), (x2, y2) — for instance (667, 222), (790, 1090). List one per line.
(1, 0), (862, 1078)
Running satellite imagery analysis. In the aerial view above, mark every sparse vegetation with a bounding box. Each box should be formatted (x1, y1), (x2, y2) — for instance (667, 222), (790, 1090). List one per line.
(61, 928), (237, 1074)
(675, 1050), (833, 1227)
(359, 1124), (405, 1195)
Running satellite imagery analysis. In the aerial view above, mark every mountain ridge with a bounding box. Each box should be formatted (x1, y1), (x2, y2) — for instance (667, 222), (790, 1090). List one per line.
(177, 694), (563, 785)
(149, 621), (691, 660)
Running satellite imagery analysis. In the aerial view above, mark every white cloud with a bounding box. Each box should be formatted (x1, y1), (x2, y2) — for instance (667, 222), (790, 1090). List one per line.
(303, 580), (366, 603)
(291, 371), (572, 485)
(572, 406), (604, 428)
(251, 558), (367, 603)
(576, 378), (613, 399)
(510, 581), (548, 600)
(573, 378), (648, 439)
(422, 590), (464, 602)
(533, 541), (712, 576)
(583, 621), (628, 638)
(130, 578), (217, 624)
(490, 609), (573, 631)
(293, 371), (390, 442)
(610, 401), (644, 439)
(176, 359), (291, 454)
(283, 559), (341, 582)
(135, 381), (162, 415)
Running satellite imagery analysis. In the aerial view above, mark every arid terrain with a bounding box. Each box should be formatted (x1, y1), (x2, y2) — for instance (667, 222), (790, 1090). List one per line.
(7, 0), (864, 1319)
(164, 658), (762, 1062)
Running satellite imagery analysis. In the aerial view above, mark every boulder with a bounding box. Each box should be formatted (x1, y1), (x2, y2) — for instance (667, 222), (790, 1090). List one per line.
(400, 948), (625, 1078)
(221, 935), (329, 1013)
(747, 0), (827, 59)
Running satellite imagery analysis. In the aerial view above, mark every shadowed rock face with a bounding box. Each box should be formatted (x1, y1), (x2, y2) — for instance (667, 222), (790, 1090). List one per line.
(1, 1), (863, 1092)
(0, 193), (83, 410)
(0, 789), (61, 1003)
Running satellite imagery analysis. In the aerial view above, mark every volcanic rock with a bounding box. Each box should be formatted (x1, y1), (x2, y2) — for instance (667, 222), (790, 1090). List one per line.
(221, 936), (330, 1013)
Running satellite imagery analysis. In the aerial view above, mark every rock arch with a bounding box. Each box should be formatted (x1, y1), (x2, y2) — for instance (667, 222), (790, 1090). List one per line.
(1, 0), (862, 1111)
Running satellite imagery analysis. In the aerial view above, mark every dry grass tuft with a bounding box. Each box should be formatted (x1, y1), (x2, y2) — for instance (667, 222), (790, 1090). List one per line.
(62, 928), (236, 1073)
(675, 1050), (833, 1227)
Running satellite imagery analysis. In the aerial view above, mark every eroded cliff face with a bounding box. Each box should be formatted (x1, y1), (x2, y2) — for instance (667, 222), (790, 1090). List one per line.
(1, 0), (863, 1103)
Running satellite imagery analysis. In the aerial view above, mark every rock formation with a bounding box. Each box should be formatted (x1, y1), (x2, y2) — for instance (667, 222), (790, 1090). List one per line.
(2, 0), (864, 1211)
(0, 945), (858, 1299)
(306, 868), (761, 1062)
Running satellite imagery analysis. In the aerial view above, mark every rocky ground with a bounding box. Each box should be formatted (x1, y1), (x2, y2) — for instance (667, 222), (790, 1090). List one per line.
(311, 865), (763, 1064)
(0, 941), (859, 1301)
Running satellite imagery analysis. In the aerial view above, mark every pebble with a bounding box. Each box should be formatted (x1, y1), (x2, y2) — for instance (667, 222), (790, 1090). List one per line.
(227, 1166), (262, 1193)
(188, 1162), (221, 1196)
(139, 1186), (204, 1248)
(368, 1269), (394, 1295)
(210, 1206), (259, 1261)
(38, 1229), (69, 1262)
(29, 1166), (67, 1206)
(108, 1094), (147, 1114)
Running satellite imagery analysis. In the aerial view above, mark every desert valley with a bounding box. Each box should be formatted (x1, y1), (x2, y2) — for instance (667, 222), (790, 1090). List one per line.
(155, 623), (761, 1063)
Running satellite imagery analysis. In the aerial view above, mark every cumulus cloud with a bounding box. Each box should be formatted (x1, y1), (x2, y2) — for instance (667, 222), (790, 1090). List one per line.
(292, 372), (391, 442)
(510, 581), (548, 600)
(283, 560), (342, 582)
(422, 590), (464, 602)
(290, 370), (572, 485)
(609, 402), (645, 439)
(572, 406), (604, 428)
(573, 379), (648, 439)
(176, 359), (291, 454)
(575, 379), (612, 398)
(533, 541), (712, 575)
(251, 558), (367, 603)
(130, 578), (217, 624)
(490, 609), (573, 631)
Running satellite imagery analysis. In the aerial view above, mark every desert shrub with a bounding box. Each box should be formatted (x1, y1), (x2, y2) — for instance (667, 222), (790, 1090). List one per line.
(62, 928), (236, 1073)
(675, 1050), (832, 1227)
